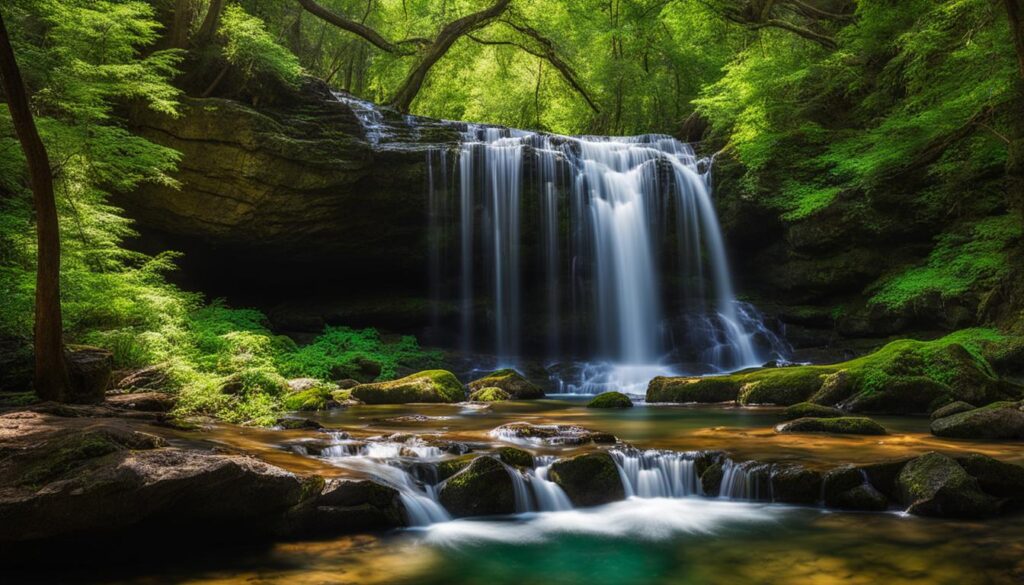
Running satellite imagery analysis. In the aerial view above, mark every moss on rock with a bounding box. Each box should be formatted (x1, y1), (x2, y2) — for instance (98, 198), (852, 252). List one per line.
(587, 392), (633, 408)
(822, 466), (889, 511)
(435, 454), (478, 481)
(930, 400), (976, 420)
(783, 402), (843, 420)
(896, 452), (1001, 518)
(497, 447), (534, 468)
(955, 453), (1024, 505)
(770, 464), (822, 504)
(930, 401), (1024, 439)
(438, 456), (515, 517)
(282, 386), (334, 411)
(468, 387), (511, 402)
(776, 416), (887, 435)
(549, 452), (625, 507)
(467, 369), (544, 399)
(351, 370), (465, 404)
(646, 376), (741, 403)
(700, 462), (725, 495)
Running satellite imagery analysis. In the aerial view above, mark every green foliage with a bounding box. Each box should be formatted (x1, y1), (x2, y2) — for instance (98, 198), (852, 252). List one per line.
(218, 5), (302, 91)
(278, 327), (440, 381)
(869, 216), (1023, 311)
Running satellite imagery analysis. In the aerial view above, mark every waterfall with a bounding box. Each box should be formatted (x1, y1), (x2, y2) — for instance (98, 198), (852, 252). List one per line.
(529, 456), (573, 511)
(611, 449), (703, 499)
(334, 93), (790, 390)
(719, 460), (773, 501)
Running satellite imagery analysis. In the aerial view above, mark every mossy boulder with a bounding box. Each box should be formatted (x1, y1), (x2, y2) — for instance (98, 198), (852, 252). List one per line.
(467, 369), (544, 399)
(468, 387), (511, 402)
(822, 466), (889, 511)
(587, 392), (634, 408)
(646, 376), (740, 403)
(896, 452), (1001, 518)
(496, 447), (534, 468)
(930, 400), (976, 420)
(438, 456), (515, 517)
(955, 453), (1024, 505)
(930, 401), (1024, 439)
(549, 452), (625, 507)
(782, 402), (843, 420)
(700, 462), (725, 495)
(351, 370), (465, 404)
(435, 454), (478, 481)
(275, 417), (324, 430)
(646, 334), (1020, 414)
(769, 464), (822, 505)
(776, 417), (887, 435)
(282, 385), (335, 411)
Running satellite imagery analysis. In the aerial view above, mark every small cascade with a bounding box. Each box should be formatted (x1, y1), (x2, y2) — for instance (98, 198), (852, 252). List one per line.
(501, 461), (536, 514)
(718, 460), (773, 501)
(611, 449), (703, 498)
(528, 456), (573, 511)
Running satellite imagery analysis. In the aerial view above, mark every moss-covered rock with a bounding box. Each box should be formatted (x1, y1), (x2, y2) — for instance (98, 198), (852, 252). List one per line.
(351, 370), (465, 404)
(467, 369), (544, 399)
(700, 462), (725, 495)
(275, 417), (324, 430)
(769, 464), (822, 505)
(955, 453), (1024, 505)
(646, 376), (741, 403)
(282, 385), (335, 411)
(468, 387), (511, 402)
(496, 447), (534, 468)
(930, 400), (976, 420)
(896, 452), (1001, 518)
(438, 456), (515, 517)
(435, 454), (477, 481)
(650, 334), (1020, 414)
(782, 402), (843, 420)
(930, 401), (1024, 439)
(776, 416), (887, 435)
(549, 452), (625, 507)
(822, 466), (889, 511)
(587, 392), (634, 408)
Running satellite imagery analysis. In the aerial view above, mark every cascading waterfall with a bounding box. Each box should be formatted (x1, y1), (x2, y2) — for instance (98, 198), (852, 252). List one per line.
(611, 449), (703, 499)
(528, 456), (573, 512)
(334, 93), (789, 390)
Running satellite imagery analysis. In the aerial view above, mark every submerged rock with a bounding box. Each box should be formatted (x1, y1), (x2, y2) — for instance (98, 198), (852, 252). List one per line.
(775, 416), (887, 435)
(467, 369), (544, 399)
(439, 456), (516, 517)
(930, 401), (1024, 439)
(351, 370), (465, 404)
(782, 402), (843, 420)
(896, 452), (1001, 518)
(549, 452), (625, 507)
(468, 386), (511, 402)
(700, 462), (725, 495)
(587, 391), (634, 408)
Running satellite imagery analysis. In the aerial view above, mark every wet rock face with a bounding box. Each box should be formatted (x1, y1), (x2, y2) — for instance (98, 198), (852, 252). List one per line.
(822, 466), (889, 511)
(439, 456), (516, 517)
(930, 401), (1024, 439)
(549, 452), (625, 507)
(770, 464), (822, 505)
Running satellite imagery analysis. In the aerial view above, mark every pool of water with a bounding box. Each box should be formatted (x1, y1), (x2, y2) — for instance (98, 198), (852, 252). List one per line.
(64, 400), (1020, 585)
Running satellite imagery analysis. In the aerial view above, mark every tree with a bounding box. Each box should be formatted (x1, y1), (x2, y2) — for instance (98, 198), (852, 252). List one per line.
(1004, 0), (1024, 218)
(0, 8), (70, 401)
(700, 0), (854, 48)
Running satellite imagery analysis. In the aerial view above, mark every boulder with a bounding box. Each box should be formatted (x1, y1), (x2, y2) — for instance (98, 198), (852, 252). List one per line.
(955, 453), (1024, 505)
(468, 387), (511, 402)
(434, 454), (478, 481)
(106, 392), (176, 413)
(775, 416), (887, 435)
(496, 447), (534, 468)
(809, 370), (854, 405)
(351, 370), (465, 404)
(770, 464), (822, 505)
(782, 402), (843, 420)
(296, 478), (405, 533)
(275, 417), (324, 430)
(467, 369), (544, 399)
(549, 452), (625, 507)
(490, 422), (616, 446)
(64, 346), (113, 404)
(700, 462), (725, 495)
(896, 452), (1001, 518)
(439, 456), (516, 517)
(822, 466), (889, 511)
(930, 400), (975, 420)
(930, 402), (1024, 439)
(646, 376), (740, 403)
(587, 391), (633, 408)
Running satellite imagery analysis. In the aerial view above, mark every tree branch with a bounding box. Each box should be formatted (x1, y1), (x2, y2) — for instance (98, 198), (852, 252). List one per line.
(501, 21), (600, 113)
(296, 0), (419, 55)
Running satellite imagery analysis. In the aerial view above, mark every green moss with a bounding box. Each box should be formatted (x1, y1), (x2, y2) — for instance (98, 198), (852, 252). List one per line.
(435, 454), (478, 481)
(438, 456), (516, 517)
(647, 331), (1021, 413)
(777, 416), (888, 435)
(467, 369), (544, 399)
(350, 370), (465, 404)
(497, 447), (534, 468)
(783, 402), (843, 420)
(468, 386), (511, 402)
(282, 386), (333, 411)
(0, 392), (38, 407)
(587, 391), (634, 408)
(549, 452), (625, 507)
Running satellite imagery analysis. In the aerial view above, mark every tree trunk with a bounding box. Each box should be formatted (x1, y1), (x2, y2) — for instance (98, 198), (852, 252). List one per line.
(0, 10), (69, 401)
(169, 0), (195, 49)
(1004, 0), (1024, 218)
(193, 0), (226, 48)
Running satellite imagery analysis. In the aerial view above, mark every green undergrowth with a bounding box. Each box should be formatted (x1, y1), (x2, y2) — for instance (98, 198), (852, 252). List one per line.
(648, 329), (1023, 413)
